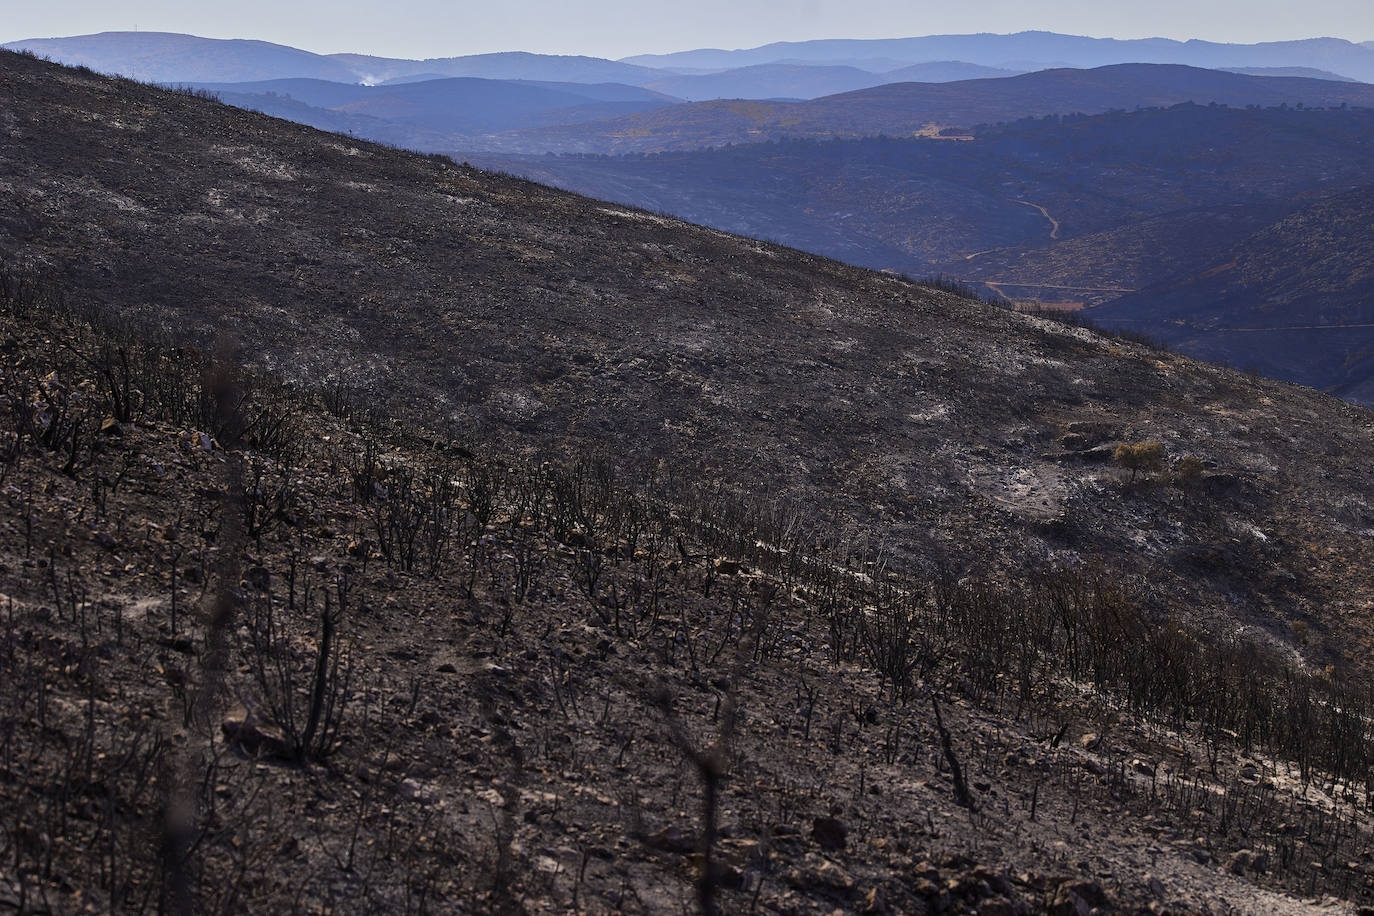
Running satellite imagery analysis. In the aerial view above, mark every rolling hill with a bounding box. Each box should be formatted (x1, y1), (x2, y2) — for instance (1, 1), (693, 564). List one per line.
(1225, 66), (1361, 81)
(1091, 186), (1374, 402)
(479, 63), (1374, 154)
(8, 42), (1374, 648)
(6, 47), (1374, 629)
(0, 31), (664, 87)
(6, 44), (1374, 915)
(0, 30), (361, 83)
(475, 103), (1374, 401)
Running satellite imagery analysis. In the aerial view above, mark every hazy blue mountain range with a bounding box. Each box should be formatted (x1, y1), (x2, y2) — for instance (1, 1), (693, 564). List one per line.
(884, 61), (1024, 81)
(641, 61), (1025, 101)
(621, 31), (1374, 83)
(475, 103), (1374, 275)
(10, 30), (1374, 404)
(768, 56), (1018, 74)
(190, 76), (679, 140)
(641, 63), (885, 100)
(2, 31), (1019, 101)
(325, 50), (661, 86)
(479, 64), (1374, 155)
(0, 32), (661, 86)
(7, 31), (1372, 103)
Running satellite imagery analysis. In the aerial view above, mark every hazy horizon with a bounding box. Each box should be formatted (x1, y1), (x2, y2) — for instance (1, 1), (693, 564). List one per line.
(4, 0), (1373, 60)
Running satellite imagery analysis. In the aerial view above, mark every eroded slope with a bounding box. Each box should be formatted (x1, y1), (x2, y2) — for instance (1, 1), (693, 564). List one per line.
(2, 49), (1374, 672)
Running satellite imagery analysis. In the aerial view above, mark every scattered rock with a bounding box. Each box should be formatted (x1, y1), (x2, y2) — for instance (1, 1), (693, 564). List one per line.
(912, 860), (941, 884)
(397, 778), (438, 805)
(646, 825), (695, 855)
(812, 815), (848, 851)
(687, 854), (745, 890)
(788, 853), (854, 894)
(245, 565), (271, 591)
(1225, 849), (1267, 875)
(221, 708), (292, 760)
(159, 634), (196, 655)
(971, 866), (1014, 897)
(179, 430), (214, 452)
(1051, 879), (1108, 915)
(1079, 444), (1118, 464)
(913, 877), (941, 898)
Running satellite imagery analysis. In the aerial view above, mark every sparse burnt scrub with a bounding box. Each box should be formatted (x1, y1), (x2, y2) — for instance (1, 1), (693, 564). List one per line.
(242, 565), (356, 763)
(5, 250), (1374, 912)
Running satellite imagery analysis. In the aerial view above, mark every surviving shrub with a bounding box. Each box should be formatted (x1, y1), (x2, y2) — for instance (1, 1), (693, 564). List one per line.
(1114, 441), (1165, 482)
(1173, 455), (1205, 487)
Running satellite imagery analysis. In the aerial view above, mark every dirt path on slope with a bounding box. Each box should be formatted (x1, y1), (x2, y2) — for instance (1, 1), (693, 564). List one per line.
(1015, 199), (1062, 240)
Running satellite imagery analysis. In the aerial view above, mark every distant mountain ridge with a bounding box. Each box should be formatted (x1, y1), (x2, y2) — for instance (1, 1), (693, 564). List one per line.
(7, 30), (1373, 98)
(188, 76), (680, 144)
(486, 64), (1374, 155)
(0, 31), (1023, 102)
(622, 31), (1374, 83)
(641, 61), (1023, 101)
(325, 50), (661, 86)
(0, 32), (662, 86)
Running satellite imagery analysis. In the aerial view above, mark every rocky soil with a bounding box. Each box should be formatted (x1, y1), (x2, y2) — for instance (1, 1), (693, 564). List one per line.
(3, 291), (1374, 914)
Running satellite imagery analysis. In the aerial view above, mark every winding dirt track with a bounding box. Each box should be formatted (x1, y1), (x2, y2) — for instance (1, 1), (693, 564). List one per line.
(1015, 199), (1061, 239)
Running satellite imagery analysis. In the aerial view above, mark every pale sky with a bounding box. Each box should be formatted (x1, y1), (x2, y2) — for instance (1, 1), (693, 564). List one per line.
(4, 0), (1372, 60)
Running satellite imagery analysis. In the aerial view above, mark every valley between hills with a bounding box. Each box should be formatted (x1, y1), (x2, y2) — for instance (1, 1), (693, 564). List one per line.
(4, 47), (1374, 914)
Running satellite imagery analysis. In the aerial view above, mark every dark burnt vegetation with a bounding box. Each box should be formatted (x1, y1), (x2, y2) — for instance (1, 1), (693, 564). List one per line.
(4, 262), (1374, 911)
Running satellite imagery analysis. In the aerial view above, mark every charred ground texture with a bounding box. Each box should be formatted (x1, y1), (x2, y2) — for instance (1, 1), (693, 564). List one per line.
(5, 50), (1374, 913)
